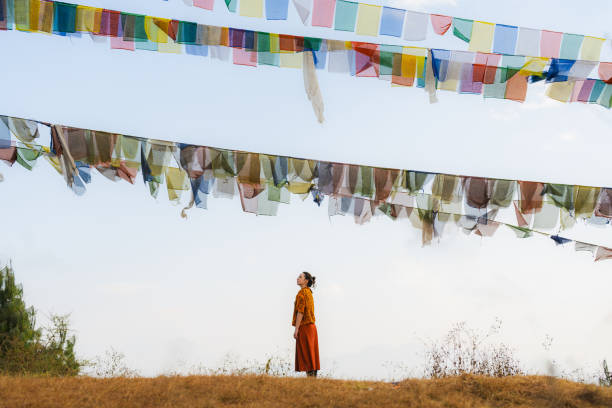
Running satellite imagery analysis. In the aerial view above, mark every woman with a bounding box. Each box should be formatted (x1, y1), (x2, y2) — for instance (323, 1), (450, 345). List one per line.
(292, 271), (320, 377)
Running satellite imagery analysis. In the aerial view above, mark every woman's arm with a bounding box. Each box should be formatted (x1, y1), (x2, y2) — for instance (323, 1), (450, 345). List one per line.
(293, 312), (303, 339)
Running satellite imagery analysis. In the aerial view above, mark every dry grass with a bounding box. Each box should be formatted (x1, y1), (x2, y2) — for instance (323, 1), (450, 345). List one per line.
(1, 374), (611, 408)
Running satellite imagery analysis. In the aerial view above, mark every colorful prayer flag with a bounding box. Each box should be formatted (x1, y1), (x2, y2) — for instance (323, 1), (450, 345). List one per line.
(430, 14), (451, 36)
(379, 7), (404, 38)
(311, 0), (335, 27)
(240, 0), (264, 18)
(355, 4), (380, 37)
(559, 33), (583, 60)
(334, 0), (358, 32)
(580, 36), (605, 61)
(540, 30), (562, 58)
(469, 21), (495, 53)
(452, 17), (472, 43)
(493, 24), (517, 55)
(403, 10), (428, 41)
(515, 27), (540, 57)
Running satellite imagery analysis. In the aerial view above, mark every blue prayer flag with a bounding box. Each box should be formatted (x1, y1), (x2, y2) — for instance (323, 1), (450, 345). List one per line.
(186, 44), (209, 56)
(266, 0), (289, 20)
(379, 7), (404, 38)
(493, 24), (518, 55)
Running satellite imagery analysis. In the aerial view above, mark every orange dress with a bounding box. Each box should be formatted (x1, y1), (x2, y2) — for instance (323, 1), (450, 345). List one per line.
(293, 287), (320, 372)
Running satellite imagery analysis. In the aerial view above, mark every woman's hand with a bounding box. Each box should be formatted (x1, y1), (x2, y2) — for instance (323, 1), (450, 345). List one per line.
(293, 328), (299, 340)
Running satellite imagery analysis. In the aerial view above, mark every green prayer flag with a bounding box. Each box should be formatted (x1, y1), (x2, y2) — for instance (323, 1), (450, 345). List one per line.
(379, 51), (393, 76)
(508, 225), (533, 239)
(13, 0), (28, 31)
(452, 17), (473, 43)
(596, 84), (612, 109)
(334, 0), (358, 32)
(559, 33), (583, 60)
(303, 37), (322, 51)
(225, 0), (238, 13)
(589, 80), (605, 103)
(53, 2), (77, 33)
(178, 21), (198, 44)
(546, 184), (574, 211)
(360, 166), (373, 198)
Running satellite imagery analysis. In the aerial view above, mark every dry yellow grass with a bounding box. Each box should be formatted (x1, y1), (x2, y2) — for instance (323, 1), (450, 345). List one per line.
(1, 374), (611, 408)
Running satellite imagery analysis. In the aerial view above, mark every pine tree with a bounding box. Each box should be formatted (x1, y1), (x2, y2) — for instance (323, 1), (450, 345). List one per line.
(0, 262), (41, 352)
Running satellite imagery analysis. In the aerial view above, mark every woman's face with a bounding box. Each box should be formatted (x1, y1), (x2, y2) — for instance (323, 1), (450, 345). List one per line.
(297, 273), (307, 287)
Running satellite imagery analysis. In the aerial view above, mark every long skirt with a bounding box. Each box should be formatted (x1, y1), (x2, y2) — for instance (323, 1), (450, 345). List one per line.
(295, 323), (320, 372)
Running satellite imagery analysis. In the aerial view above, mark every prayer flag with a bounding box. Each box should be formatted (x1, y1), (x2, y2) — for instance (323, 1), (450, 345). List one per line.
(580, 36), (605, 61)
(596, 84), (612, 108)
(233, 47), (258, 66)
(430, 14), (451, 36)
(110, 35), (135, 50)
(469, 21), (495, 53)
(379, 7), (403, 37)
(355, 4), (380, 37)
(225, 0), (238, 12)
(452, 17), (472, 43)
(403, 10), (428, 41)
(493, 24), (518, 55)
(577, 79), (596, 102)
(515, 27), (540, 56)
(588, 79), (605, 102)
(599, 62), (612, 84)
(265, 0), (289, 19)
(240, 0), (264, 18)
(546, 81), (574, 102)
(194, 0), (215, 10)
(334, 0), (357, 32)
(54, 1), (77, 33)
(505, 71), (528, 101)
(559, 33), (583, 60)
(293, 0), (312, 24)
(540, 30), (562, 58)
(312, 0), (335, 27)
(595, 246), (612, 262)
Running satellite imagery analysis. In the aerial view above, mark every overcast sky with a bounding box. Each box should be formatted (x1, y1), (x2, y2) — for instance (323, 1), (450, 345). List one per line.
(0, 0), (611, 380)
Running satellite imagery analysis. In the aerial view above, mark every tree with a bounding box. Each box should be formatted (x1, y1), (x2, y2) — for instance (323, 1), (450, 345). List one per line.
(0, 262), (82, 376)
(0, 262), (40, 352)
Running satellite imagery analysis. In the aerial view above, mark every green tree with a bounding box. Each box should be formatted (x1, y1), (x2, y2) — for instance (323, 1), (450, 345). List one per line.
(0, 262), (82, 376)
(0, 262), (40, 352)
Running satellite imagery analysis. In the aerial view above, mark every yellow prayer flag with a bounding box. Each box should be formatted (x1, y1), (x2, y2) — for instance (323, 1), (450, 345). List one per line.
(28, 0), (40, 32)
(158, 39), (183, 54)
(519, 57), (549, 76)
(415, 56), (425, 79)
(468, 21), (495, 53)
(546, 81), (574, 103)
(401, 54), (416, 78)
(76, 6), (96, 33)
(14, 0), (30, 32)
(145, 17), (169, 43)
(239, 0), (264, 18)
(580, 36), (605, 61)
(280, 52), (302, 68)
(38, 1), (54, 34)
(403, 46), (427, 57)
(270, 33), (280, 53)
(355, 4), (381, 37)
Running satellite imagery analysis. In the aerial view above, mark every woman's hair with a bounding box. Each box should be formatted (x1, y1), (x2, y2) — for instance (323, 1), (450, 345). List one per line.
(303, 271), (316, 288)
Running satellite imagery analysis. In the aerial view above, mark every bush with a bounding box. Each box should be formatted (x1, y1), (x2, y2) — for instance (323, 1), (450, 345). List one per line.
(424, 319), (523, 378)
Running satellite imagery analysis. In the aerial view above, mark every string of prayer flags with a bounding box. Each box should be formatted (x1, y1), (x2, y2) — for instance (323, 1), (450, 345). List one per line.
(176, 0), (611, 62)
(3, 0), (612, 111)
(2, 114), (612, 260)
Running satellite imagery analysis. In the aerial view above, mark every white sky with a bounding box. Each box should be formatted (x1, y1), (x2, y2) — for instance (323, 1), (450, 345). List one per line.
(0, 0), (611, 380)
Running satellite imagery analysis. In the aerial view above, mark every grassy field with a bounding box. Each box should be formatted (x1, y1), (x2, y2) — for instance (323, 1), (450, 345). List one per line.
(1, 374), (611, 408)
